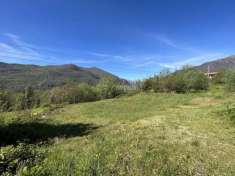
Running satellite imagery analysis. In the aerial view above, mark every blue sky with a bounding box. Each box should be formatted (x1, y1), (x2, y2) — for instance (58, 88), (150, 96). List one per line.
(0, 0), (235, 80)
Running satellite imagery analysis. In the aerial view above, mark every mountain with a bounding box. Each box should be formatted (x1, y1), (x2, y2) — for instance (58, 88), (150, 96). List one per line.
(195, 55), (235, 72)
(0, 62), (126, 91)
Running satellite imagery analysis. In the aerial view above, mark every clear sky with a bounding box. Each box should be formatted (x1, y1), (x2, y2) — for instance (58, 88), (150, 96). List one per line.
(0, 0), (234, 80)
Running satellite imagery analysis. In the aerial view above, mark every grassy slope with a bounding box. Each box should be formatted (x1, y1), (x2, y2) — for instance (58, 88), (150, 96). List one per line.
(2, 87), (235, 175)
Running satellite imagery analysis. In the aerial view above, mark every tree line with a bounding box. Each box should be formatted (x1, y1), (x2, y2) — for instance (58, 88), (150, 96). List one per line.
(142, 67), (209, 93)
(0, 77), (126, 112)
(1, 67), (235, 112)
(141, 67), (235, 93)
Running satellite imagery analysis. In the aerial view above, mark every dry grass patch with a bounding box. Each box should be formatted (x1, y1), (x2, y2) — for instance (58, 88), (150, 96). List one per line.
(191, 97), (223, 107)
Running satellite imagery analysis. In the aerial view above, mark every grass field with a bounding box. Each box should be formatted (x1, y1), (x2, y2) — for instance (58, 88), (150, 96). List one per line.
(1, 86), (235, 175)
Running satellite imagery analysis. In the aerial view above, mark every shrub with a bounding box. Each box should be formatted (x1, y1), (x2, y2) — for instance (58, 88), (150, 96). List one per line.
(15, 87), (40, 110)
(173, 73), (187, 93)
(213, 70), (226, 84)
(142, 78), (154, 91)
(150, 68), (209, 93)
(68, 83), (98, 103)
(15, 94), (27, 110)
(24, 86), (35, 109)
(182, 68), (209, 91)
(50, 84), (98, 104)
(0, 90), (11, 112)
(152, 76), (164, 92)
(0, 143), (46, 175)
(225, 70), (235, 92)
(133, 80), (143, 91)
(49, 86), (70, 104)
(96, 77), (124, 99)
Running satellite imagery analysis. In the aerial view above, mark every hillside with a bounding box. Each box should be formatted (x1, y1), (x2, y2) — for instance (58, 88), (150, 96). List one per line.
(1, 88), (235, 175)
(0, 62), (125, 91)
(195, 55), (235, 72)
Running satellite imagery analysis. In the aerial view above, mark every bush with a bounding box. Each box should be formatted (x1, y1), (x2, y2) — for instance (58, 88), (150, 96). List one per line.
(15, 94), (27, 110)
(142, 78), (154, 91)
(225, 70), (235, 92)
(49, 86), (70, 104)
(68, 83), (98, 103)
(15, 87), (40, 110)
(96, 77), (124, 99)
(2, 80), (127, 109)
(0, 90), (11, 112)
(150, 68), (209, 93)
(0, 143), (45, 175)
(132, 80), (143, 91)
(181, 68), (209, 91)
(152, 72), (176, 92)
(213, 70), (226, 84)
(172, 73), (187, 93)
(50, 84), (98, 104)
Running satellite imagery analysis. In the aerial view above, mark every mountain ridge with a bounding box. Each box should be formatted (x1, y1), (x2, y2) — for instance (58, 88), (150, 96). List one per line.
(0, 62), (126, 91)
(195, 55), (235, 72)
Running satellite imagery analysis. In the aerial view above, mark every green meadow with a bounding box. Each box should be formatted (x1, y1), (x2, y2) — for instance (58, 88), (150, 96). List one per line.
(1, 86), (235, 175)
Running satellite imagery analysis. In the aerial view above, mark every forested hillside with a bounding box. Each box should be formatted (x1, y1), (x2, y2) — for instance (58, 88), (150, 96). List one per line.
(0, 62), (125, 91)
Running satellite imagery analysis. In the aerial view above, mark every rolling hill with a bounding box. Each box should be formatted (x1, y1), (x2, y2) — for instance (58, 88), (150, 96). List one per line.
(0, 62), (126, 91)
(195, 55), (235, 72)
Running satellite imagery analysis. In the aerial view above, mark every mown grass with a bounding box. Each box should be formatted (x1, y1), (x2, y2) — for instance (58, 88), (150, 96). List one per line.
(1, 87), (235, 175)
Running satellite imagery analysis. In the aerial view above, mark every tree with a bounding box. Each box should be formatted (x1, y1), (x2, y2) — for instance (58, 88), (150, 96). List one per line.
(182, 69), (209, 91)
(96, 77), (124, 99)
(15, 94), (26, 110)
(24, 86), (35, 109)
(152, 71), (175, 92)
(0, 90), (11, 112)
(50, 86), (70, 104)
(68, 84), (98, 103)
(49, 84), (98, 104)
(142, 78), (154, 91)
(173, 73), (187, 93)
(15, 86), (38, 110)
(149, 67), (209, 93)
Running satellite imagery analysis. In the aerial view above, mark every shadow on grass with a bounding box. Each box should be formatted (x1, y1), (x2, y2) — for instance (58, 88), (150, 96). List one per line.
(0, 122), (99, 146)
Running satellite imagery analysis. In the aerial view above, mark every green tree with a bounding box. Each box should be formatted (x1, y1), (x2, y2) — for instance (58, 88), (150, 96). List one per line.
(68, 84), (98, 103)
(152, 70), (175, 92)
(150, 67), (208, 93)
(15, 94), (26, 110)
(50, 86), (70, 104)
(15, 86), (38, 110)
(0, 90), (11, 112)
(173, 73), (187, 93)
(49, 84), (98, 104)
(142, 78), (154, 91)
(24, 86), (35, 109)
(96, 77), (124, 99)
(182, 69), (209, 91)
